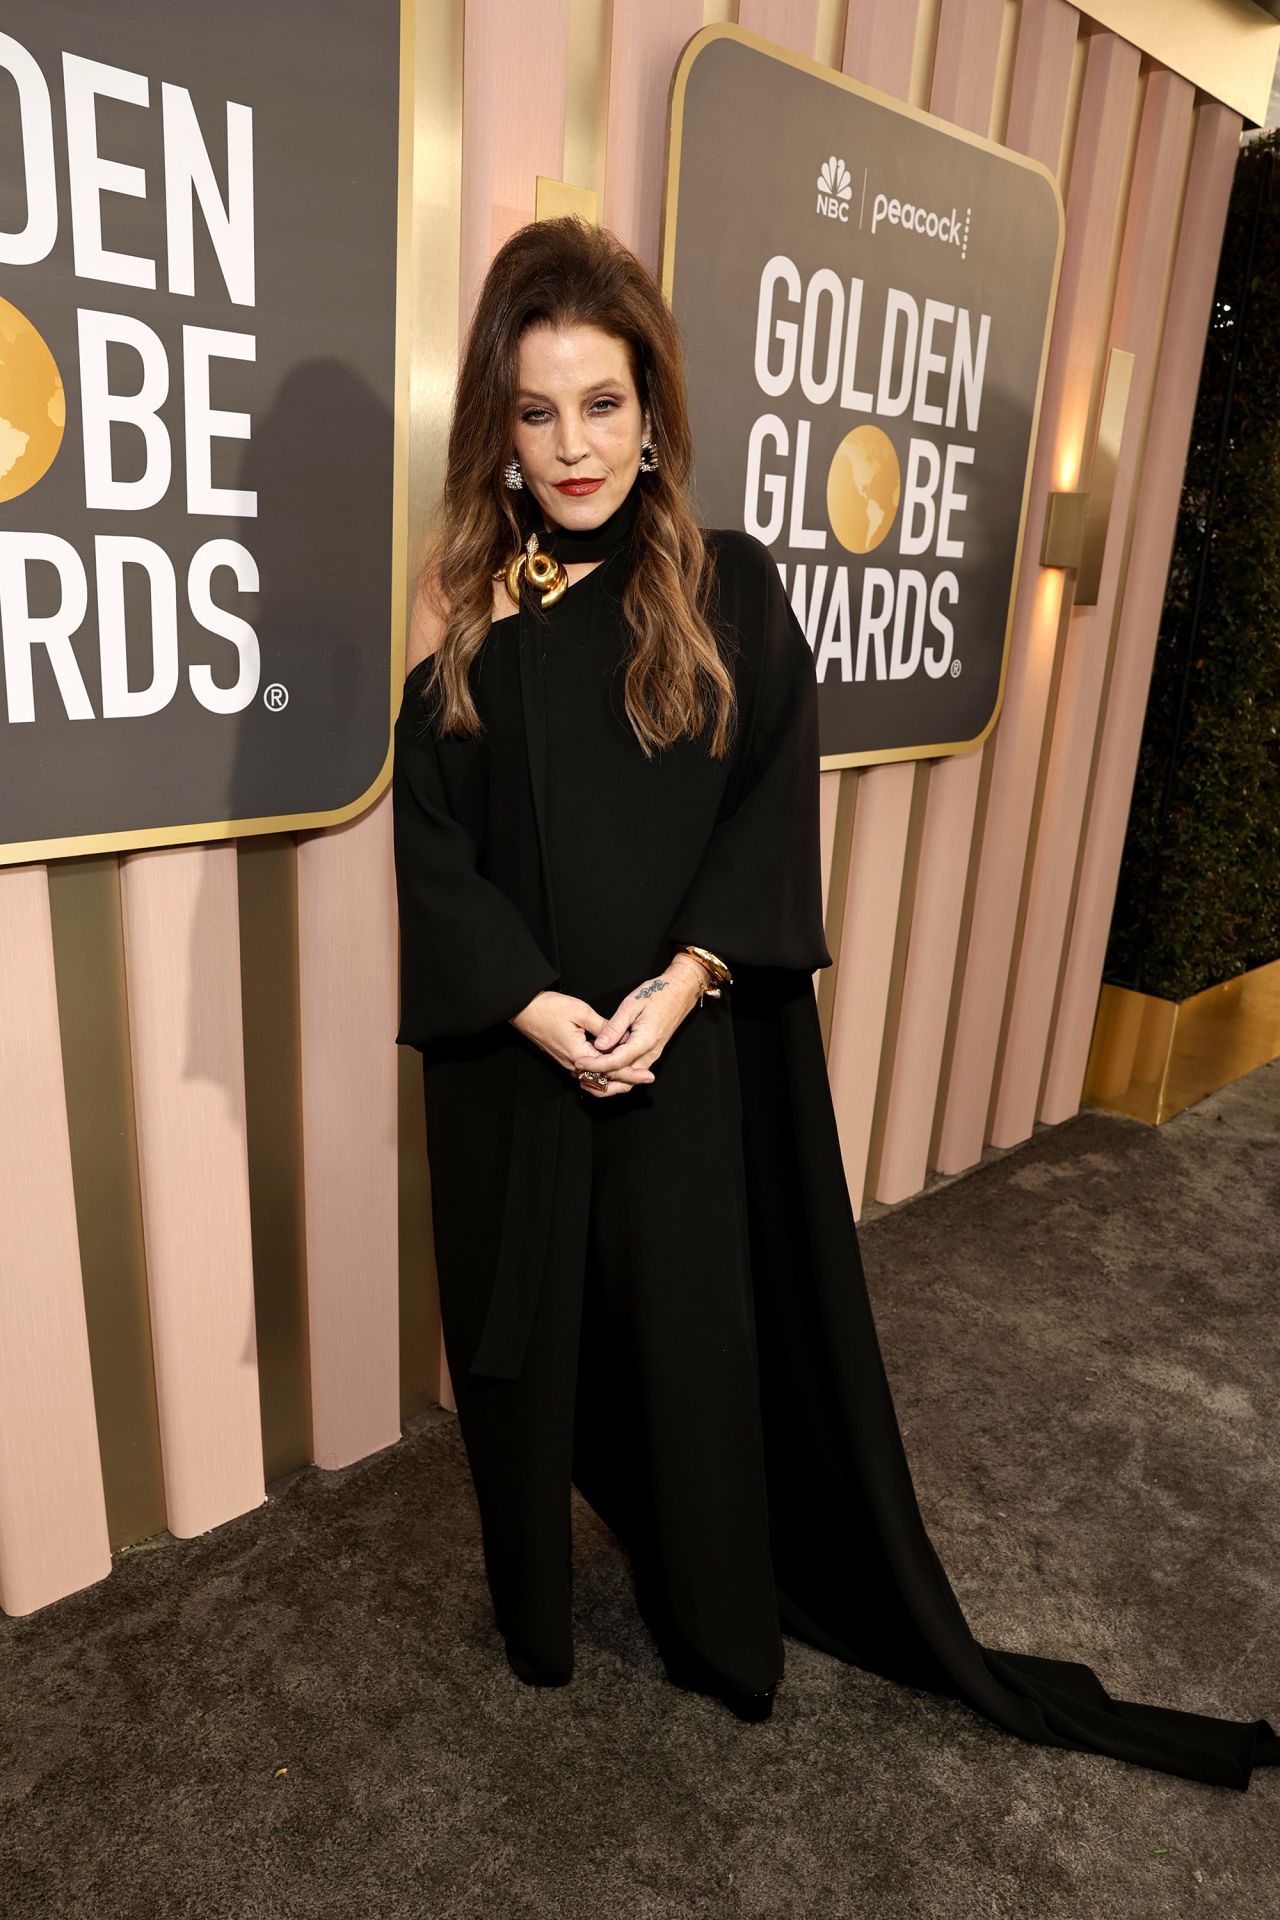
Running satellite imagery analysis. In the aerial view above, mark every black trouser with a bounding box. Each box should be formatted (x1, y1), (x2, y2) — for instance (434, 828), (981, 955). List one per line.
(429, 1000), (784, 1695)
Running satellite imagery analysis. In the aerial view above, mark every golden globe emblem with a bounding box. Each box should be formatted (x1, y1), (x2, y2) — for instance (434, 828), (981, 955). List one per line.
(0, 296), (66, 505)
(826, 425), (900, 555)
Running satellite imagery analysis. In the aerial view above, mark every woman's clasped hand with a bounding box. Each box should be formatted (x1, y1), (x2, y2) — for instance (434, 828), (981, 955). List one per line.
(509, 951), (711, 1096)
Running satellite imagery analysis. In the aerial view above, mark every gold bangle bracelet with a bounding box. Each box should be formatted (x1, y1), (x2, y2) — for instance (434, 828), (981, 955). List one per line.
(682, 945), (733, 999)
(683, 944), (732, 984)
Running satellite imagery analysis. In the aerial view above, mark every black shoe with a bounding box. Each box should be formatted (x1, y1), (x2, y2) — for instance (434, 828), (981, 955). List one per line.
(717, 1683), (776, 1724)
(664, 1655), (778, 1722)
(504, 1642), (573, 1688)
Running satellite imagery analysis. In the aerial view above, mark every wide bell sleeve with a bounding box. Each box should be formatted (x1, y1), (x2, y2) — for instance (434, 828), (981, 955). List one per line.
(392, 674), (560, 1048)
(663, 535), (834, 976)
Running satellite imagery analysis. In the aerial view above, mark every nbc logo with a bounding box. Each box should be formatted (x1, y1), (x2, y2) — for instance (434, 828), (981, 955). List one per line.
(816, 155), (852, 222)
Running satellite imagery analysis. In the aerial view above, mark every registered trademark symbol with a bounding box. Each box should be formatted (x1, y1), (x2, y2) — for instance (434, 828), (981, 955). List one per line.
(264, 683), (289, 711)
(950, 659), (962, 677)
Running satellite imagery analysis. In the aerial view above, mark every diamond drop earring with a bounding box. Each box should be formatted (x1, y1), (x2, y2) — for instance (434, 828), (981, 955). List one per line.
(503, 455), (525, 490)
(638, 430), (658, 474)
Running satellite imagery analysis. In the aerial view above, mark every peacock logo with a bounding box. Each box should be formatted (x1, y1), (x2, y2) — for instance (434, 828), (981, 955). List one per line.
(816, 156), (852, 222)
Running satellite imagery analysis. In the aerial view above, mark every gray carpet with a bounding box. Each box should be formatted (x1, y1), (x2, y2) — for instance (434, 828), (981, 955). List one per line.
(2, 1062), (1277, 1919)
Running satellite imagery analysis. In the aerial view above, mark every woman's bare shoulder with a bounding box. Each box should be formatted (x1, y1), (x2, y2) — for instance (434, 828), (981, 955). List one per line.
(406, 565), (448, 675)
(406, 562), (511, 678)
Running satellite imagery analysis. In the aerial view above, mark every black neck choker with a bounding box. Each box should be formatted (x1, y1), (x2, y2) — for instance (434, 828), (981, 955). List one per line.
(532, 473), (643, 562)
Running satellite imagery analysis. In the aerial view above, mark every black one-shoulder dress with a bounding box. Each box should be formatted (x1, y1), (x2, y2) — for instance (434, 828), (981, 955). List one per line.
(392, 474), (1278, 1790)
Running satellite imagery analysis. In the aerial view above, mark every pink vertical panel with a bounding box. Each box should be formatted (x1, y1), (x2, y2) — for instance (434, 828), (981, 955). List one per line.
(0, 869), (111, 1615)
(992, 65), (1194, 1147)
(822, 1), (923, 1206)
(459, 0), (570, 333)
(936, 16), (1138, 1174)
(299, 798), (401, 1468)
(864, 0), (1005, 1204)
(843, 0), (918, 100)
(1043, 102), (1241, 1119)
(120, 846), (264, 1538)
(930, 0), (1005, 127)
(604, 0), (702, 268)
(736, 0), (820, 55)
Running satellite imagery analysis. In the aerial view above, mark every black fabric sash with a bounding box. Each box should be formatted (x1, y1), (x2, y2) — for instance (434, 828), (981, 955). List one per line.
(469, 477), (644, 1382)
(503, 468), (645, 990)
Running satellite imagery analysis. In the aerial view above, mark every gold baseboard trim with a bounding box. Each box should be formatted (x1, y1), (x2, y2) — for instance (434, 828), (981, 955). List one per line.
(1083, 958), (1280, 1124)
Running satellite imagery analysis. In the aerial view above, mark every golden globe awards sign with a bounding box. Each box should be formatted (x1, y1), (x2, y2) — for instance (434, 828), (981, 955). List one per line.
(662, 25), (1063, 766)
(0, 1), (406, 864)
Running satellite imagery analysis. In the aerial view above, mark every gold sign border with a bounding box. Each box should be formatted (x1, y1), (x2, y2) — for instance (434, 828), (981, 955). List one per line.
(659, 21), (1066, 772)
(2, 0), (415, 868)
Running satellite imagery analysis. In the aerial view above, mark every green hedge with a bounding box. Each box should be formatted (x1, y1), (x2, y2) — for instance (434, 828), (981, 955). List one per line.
(1103, 127), (1280, 1002)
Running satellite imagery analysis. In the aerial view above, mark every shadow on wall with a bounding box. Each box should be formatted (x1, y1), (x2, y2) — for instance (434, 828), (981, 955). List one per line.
(176, 359), (394, 1392)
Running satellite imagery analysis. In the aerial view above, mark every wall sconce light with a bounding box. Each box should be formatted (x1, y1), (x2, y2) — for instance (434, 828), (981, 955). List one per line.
(1040, 346), (1134, 606)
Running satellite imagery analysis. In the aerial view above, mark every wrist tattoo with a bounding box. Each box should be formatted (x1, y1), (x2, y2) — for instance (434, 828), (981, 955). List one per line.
(633, 977), (668, 1001)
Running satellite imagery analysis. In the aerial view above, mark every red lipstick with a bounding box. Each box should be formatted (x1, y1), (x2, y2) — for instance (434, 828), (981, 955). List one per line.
(553, 478), (606, 495)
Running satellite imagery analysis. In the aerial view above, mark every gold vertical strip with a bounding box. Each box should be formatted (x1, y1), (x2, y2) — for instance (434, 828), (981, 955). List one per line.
(399, 1054), (440, 1416)
(813, 0), (847, 71)
(566, 0), (612, 201)
(817, 771), (857, 1048)
(406, 0), (464, 586)
(0, 867), (112, 1611)
(398, 0), (465, 1414)
(47, 856), (165, 1550)
(237, 835), (312, 1478)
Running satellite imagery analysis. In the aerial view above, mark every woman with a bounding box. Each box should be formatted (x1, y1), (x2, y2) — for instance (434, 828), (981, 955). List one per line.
(392, 216), (1277, 1787)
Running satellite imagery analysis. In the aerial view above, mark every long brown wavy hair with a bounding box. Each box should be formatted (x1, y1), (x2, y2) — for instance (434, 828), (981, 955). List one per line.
(414, 216), (736, 759)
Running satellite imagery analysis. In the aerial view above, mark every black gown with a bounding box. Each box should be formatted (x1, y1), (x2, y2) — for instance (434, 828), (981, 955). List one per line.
(392, 475), (1279, 1790)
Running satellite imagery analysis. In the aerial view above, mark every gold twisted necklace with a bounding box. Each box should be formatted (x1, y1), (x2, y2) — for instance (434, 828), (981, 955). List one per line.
(503, 533), (568, 609)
